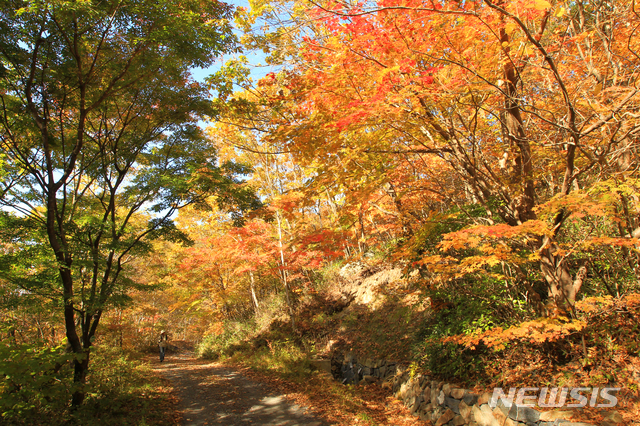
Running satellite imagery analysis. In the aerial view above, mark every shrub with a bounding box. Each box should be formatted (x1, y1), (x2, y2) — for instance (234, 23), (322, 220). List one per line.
(0, 341), (75, 424)
(412, 285), (528, 383)
(0, 340), (174, 425)
(197, 319), (256, 359)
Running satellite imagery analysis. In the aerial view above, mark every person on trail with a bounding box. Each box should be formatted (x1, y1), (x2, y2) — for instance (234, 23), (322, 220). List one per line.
(158, 330), (168, 362)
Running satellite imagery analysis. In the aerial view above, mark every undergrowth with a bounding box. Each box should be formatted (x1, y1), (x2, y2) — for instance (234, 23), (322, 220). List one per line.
(0, 342), (174, 425)
(195, 256), (640, 421)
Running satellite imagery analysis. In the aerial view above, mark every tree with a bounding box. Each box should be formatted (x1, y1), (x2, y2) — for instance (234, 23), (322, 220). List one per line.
(238, 0), (640, 307)
(0, 0), (259, 406)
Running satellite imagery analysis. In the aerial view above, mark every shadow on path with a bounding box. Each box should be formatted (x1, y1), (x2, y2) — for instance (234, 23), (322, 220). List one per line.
(152, 352), (327, 426)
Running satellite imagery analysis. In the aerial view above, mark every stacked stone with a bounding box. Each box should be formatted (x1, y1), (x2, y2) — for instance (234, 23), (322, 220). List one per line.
(388, 371), (600, 426)
(333, 353), (615, 426)
(337, 353), (398, 385)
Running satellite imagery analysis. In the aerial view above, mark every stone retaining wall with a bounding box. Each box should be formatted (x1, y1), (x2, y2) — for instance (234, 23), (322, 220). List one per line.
(331, 353), (618, 426)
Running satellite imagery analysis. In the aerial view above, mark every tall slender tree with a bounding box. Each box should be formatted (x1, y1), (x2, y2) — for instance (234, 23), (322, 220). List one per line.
(0, 0), (259, 406)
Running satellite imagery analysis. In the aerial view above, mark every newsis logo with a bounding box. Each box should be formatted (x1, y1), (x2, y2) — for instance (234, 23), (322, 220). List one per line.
(489, 387), (621, 409)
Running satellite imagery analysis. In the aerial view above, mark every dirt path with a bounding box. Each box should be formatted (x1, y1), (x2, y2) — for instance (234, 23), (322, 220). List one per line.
(152, 351), (327, 426)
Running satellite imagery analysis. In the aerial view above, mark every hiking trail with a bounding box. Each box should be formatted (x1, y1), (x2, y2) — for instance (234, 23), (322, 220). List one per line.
(152, 351), (326, 426)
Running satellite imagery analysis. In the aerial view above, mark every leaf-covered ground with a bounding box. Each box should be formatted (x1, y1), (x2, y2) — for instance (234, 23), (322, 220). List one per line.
(234, 365), (431, 426)
(151, 350), (427, 425)
(152, 351), (326, 425)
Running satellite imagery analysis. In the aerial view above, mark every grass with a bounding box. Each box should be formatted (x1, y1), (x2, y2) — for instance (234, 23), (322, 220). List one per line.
(230, 356), (430, 425)
(235, 343), (314, 379)
(0, 344), (178, 426)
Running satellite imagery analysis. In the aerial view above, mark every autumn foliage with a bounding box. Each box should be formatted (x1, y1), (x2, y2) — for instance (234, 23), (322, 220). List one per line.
(2, 0), (640, 420)
(123, 0), (636, 358)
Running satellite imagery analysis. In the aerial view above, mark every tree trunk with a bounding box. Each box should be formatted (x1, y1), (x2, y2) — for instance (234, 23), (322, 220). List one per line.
(71, 348), (91, 407)
(358, 210), (367, 254)
(384, 182), (414, 237)
(539, 236), (587, 306)
(275, 212), (295, 330)
(60, 267), (89, 407)
(249, 271), (260, 314)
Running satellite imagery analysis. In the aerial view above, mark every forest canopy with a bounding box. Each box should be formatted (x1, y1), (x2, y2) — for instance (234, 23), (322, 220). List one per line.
(1, 0), (639, 422)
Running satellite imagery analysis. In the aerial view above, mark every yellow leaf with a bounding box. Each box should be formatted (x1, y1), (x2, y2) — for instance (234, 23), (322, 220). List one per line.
(555, 7), (566, 17)
(505, 22), (518, 35)
(533, 0), (551, 10)
(593, 82), (602, 95)
(377, 65), (400, 83)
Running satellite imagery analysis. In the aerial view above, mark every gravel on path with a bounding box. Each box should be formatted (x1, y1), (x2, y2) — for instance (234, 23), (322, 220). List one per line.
(152, 351), (328, 426)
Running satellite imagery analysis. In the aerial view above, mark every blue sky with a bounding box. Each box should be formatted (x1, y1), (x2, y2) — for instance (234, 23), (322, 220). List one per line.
(191, 0), (272, 85)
